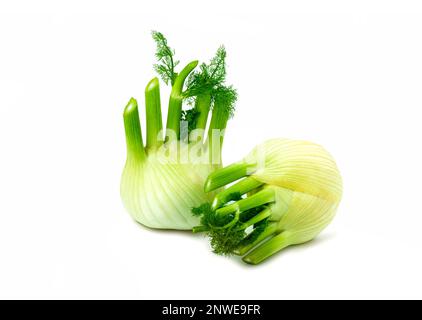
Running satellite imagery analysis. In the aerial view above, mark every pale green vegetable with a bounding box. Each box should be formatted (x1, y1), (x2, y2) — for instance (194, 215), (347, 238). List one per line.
(121, 32), (237, 230)
(192, 139), (343, 264)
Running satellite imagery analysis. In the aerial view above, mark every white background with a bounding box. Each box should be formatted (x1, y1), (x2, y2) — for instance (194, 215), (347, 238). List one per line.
(1, 1), (422, 299)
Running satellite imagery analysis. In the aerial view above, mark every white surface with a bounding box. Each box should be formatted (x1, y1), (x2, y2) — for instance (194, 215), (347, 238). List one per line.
(1, 1), (422, 299)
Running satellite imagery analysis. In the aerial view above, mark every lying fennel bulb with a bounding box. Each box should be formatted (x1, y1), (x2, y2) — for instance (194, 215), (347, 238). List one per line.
(192, 139), (343, 264)
(121, 32), (237, 230)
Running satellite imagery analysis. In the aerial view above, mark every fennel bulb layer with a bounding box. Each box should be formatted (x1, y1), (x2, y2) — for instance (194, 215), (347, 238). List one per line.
(121, 144), (215, 230)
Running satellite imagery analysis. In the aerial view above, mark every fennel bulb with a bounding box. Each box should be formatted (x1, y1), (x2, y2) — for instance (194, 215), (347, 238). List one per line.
(193, 138), (343, 264)
(121, 32), (237, 230)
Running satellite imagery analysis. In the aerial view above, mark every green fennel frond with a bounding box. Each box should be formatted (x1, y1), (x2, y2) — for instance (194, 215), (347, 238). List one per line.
(151, 31), (179, 85)
(181, 108), (200, 132)
(191, 203), (217, 228)
(209, 227), (245, 255)
(180, 108), (201, 140)
(191, 203), (269, 255)
(184, 46), (227, 98)
(192, 202), (245, 255)
(208, 46), (227, 83)
(212, 85), (237, 118)
(179, 46), (237, 137)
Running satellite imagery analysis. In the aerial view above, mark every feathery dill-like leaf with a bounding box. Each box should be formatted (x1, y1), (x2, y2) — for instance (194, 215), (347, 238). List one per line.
(191, 202), (268, 256)
(180, 108), (201, 140)
(208, 46), (226, 83)
(192, 203), (211, 217)
(181, 46), (237, 135)
(208, 227), (245, 255)
(241, 219), (269, 246)
(181, 108), (200, 132)
(183, 46), (227, 98)
(212, 85), (238, 118)
(191, 203), (216, 228)
(209, 218), (269, 255)
(151, 31), (179, 85)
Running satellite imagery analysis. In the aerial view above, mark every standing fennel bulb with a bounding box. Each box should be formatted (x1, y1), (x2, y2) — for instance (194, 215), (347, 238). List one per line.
(121, 32), (237, 230)
(193, 139), (343, 264)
